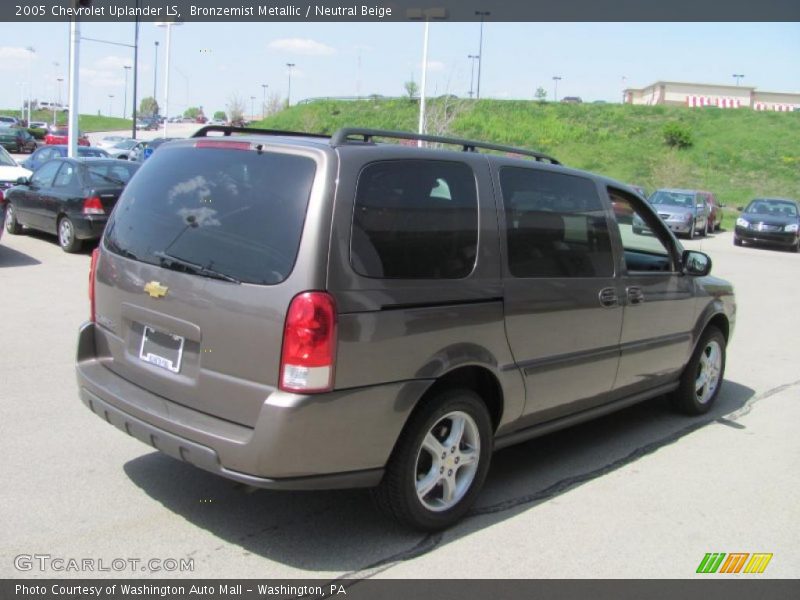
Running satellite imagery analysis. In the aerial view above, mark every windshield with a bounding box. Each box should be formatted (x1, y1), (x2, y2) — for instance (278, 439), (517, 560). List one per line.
(104, 145), (317, 285)
(86, 162), (140, 186)
(0, 146), (16, 167)
(113, 140), (136, 150)
(78, 148), (109, 157)
(746, 200), (798, 217)
(649, 191), (696, 208)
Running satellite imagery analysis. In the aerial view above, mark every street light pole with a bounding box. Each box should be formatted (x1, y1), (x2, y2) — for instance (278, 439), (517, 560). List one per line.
(286, 63), (295, 106)
(261, 83), (268, 119)
(123, 65), (131, 119)
(156, 21), (181, 137)
(153, 40), (159, 101)
(26, 46), (36, 125)
(108, 94), (114, 116)
(250, 96), (256, 119)
(732, 73), (745, 86)
(418, 19), (430, 142)
(552, 75), (562, 102)
(475, 11), (490, 100)
(67, 20), (80, 158)
(467, 54), (479, 99)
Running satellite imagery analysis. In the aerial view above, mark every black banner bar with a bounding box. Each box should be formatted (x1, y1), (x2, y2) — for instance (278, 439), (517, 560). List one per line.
(2, 580), (800, 600)
(3, 0), (800, 23)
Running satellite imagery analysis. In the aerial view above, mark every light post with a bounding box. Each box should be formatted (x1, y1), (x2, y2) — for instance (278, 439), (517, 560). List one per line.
(552, 75), (562, 102)
(55, 76), (64, 125)
(286, 63), (295, 106)
(621, 75), (627, 103)
(261, 83), (268, 119)
(123, 65), (131, 119)
(156, 21), (182, 137)
(153, 40), (159, 101)
(467, 54), (479, 98)
(409, 8), (447, 145)
(732, 73), (745, 86)
(250, 96), (256, 119)
(475, 11), (490, 100)
(26, 46), (36, 125)
(108, 94), (114, 116)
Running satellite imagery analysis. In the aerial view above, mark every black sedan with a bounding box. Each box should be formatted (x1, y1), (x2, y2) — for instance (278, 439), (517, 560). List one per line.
(0, 127), (37, 153)
(21, 145), (110, 172)
(4, 158), (140, 252)
(734, 198), (800, 251)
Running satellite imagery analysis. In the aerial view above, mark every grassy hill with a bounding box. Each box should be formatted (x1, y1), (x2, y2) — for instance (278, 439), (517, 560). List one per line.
(0, 109), (132, 133)
(255, 99), (800, 213)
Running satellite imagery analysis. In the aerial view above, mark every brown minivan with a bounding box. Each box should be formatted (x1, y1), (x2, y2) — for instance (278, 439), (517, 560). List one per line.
(76, 127), (735, 530)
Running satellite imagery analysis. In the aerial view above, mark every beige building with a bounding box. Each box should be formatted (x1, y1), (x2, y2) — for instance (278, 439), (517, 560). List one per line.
(624, 81), (800, 111)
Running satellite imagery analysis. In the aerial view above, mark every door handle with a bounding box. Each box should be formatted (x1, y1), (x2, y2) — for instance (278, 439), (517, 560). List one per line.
(598, 287), (618, 308)
(627, 286), (645, 305)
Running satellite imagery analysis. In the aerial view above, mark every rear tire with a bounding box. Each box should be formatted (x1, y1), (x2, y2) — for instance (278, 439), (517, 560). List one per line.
(57, 216), (83, 253)
(671, 326), (726, 415)
(4, 203), (22, 234)
(372, 388), (493, 531)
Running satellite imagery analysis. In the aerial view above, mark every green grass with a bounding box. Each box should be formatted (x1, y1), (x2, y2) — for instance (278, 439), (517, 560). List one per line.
(253, 99), (800, 209)
(0, 109), (132, 132)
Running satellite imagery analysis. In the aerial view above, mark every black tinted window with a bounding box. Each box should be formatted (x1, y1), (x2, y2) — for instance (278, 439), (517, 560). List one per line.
(501, 167), (613, 278)
(104, 145), (316, 285)
(351, 160), (478, 279)
(85, 162), (138, 186)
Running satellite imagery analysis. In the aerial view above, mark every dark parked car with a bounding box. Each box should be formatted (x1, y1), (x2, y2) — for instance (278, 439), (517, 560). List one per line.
(135, 118), (159, 131)
(21, 145), (110, 171)
(44, 127), (90, 146)
(635, 188), (711, 238)
(734, 198), (800, 251)
(0, 127), (38, 153)
(4, 158), (140, 252)
(76, 127), (734, 531)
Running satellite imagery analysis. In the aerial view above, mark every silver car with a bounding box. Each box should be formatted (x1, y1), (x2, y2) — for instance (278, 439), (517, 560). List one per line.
(634, 189), (710, 239)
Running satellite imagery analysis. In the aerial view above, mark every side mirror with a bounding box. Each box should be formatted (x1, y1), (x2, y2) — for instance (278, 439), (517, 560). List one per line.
(15, 176), (29, 185)
(682, 250), (712, 276)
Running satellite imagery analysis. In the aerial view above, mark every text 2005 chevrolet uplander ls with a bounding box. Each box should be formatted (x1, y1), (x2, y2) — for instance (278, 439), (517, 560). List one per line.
(76, 127), (735, 530)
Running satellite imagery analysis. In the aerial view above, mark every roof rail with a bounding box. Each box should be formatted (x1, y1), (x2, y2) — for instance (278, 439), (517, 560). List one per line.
(330, 128), (560, 165)
(192, 125), (331, 140)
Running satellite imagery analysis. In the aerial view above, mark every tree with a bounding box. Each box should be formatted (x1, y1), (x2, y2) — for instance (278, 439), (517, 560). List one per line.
(213, 110), (227, 121)
(183, 107), (201, 119)
(227, 94), (246, 124)
(139, 96), (159, 117)
(534, 87), (547, 103)
(265, 92), (284, 117)
(404, 80), (419, 100)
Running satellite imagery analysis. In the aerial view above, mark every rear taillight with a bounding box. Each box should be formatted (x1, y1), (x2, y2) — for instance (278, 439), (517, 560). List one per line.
(82, 196), (104, 215)
(89, 247), (99, 322)
(279, 292), (337, 393)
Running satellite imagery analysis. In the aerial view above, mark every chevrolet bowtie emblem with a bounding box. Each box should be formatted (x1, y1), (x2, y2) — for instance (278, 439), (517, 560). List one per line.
(144, 281), (168, 298)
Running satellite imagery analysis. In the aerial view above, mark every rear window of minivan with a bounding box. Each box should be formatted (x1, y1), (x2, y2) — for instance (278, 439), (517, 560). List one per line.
(104, 145), (316, 285)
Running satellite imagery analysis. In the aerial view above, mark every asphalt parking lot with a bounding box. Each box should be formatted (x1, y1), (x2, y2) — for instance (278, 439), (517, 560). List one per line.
(1, 184), (799, 579)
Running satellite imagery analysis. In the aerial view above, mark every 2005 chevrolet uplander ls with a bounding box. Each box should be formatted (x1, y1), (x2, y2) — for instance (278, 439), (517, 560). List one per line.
(76, 126), (735, 530)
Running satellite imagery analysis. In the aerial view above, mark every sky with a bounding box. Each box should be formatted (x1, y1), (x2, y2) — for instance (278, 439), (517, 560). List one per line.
(0, 22), (798, 118)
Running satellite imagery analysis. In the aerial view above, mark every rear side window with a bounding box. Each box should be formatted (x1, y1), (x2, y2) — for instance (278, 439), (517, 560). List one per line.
(86, 163), (138, 186)
(500, 167), (613, 278)
(351, 160), (478, 279)
(104, 145), (316, 285)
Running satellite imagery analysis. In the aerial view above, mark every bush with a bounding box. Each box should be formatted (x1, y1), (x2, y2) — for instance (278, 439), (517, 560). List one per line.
(663, 122), (693, 149)
(28, 128), (47, 140)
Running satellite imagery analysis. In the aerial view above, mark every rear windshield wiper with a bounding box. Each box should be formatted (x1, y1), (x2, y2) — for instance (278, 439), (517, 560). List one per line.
(154, 251), (241, 284)
(90, 172), (125, 186)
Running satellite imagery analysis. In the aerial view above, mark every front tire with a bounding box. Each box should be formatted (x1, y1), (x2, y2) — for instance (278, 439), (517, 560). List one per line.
(733, 236), (742, 247)
(372, 388), (493, 531)
(671, 326), (726, 415)
(4, 203), (22, 234)
(58, 216), (83, 253)
(687, 221), (696, 240)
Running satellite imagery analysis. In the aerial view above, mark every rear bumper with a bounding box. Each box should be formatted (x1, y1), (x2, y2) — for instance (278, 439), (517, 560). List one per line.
(72, 215), (108, 240)
(76, 322), (425, 490)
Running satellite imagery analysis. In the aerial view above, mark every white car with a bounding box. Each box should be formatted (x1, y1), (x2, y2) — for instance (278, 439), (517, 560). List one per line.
(0, 146), (32, 242)
(96, 135), (132, 150)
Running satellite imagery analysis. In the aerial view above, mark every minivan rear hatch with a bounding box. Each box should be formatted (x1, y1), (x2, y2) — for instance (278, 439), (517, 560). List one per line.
(95, 141), (318, 427)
